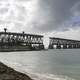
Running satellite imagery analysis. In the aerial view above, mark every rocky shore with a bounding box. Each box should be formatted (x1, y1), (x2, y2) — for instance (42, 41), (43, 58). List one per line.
(0, 62), (32, 80)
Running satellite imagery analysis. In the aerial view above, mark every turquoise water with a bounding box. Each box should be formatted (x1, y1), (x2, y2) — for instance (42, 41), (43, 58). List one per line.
(0, 49), (80, 80)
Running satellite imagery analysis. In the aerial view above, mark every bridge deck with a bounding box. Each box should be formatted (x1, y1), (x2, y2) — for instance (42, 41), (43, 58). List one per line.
(49, 37), (80, 49)
(0, 30), (44, 51)
(0, 32), (43, 37)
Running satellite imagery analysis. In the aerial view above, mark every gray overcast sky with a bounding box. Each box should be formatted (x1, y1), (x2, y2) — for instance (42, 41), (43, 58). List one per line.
(0, 0), (80, 39)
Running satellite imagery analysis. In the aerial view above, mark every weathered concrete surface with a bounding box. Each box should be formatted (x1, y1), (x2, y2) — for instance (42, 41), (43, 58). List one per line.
(0, 62), (32, 80)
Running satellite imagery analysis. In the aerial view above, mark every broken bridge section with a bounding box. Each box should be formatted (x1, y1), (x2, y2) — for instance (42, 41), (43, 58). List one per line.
(0, 28), (44, 51)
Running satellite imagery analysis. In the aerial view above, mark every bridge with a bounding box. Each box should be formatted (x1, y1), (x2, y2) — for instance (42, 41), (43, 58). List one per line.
(48, 37), (80, 49)
(0, 28), (44, 51)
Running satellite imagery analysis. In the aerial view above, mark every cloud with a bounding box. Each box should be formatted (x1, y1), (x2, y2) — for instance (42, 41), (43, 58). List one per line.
(0, 0), (39, 32)
(62, 1), (80, 29)
(23, 0), (80, 32)
(45, 27), (80, 40)
(71, 1), (80, 16)
(0, 0), (80, 34)
(30, 0), (80, 32)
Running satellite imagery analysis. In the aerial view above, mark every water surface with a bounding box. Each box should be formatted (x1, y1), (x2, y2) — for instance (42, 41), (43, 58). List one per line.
(0, 49), (80, 80)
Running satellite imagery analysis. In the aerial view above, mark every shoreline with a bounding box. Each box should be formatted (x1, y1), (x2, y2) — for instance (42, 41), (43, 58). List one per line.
(0, 62), (33, 80)
(0, 48), (44, 52)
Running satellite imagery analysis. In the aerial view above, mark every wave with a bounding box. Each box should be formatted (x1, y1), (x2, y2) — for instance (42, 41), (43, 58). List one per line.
(1, 60), (76, 80)
(29, 73), (76, 80)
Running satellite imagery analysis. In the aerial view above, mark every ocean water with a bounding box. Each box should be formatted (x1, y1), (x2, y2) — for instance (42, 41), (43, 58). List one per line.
(0, 49), (80, 80)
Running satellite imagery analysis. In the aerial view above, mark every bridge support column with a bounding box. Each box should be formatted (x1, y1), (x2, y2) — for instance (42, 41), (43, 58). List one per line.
(68, 44), (72, 49)
(76, 44), (80, 48)
(28, 43), (32, 49)
(63, 44), (67, 49)
(73, 44), (77, 48)
(39, 44), (44, 49)
(48, 45), (53, 49)
(56, 44), (61, 49)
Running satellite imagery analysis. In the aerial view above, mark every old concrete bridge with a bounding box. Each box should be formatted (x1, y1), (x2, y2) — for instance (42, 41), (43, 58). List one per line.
(48, 37), (80, 49)
(0, 28), (44, 50)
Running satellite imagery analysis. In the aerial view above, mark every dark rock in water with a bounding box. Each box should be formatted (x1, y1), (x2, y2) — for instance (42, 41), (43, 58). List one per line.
(0, 62), (32, 80)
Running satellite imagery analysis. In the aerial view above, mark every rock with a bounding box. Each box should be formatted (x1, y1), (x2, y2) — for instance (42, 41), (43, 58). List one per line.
(0, 62), (32, 80)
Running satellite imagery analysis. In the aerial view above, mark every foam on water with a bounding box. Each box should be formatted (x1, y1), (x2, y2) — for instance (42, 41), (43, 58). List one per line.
(0, 60), (76, 80)
(29, 73), (76, 80)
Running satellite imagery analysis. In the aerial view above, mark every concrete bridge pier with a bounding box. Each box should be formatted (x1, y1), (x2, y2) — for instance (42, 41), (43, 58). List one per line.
(48, 45), (53, 49)
(73, 44), (77, 48)
(56, 44), (61, 49)
(76, 44), (80, 48)
(39, 44), (44, 49)
(63, 44), (67, 49)
(68, 44), (72, 49)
